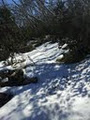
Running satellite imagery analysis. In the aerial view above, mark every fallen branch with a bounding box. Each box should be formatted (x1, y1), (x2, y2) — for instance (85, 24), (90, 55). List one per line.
(28, 55), (36, 66)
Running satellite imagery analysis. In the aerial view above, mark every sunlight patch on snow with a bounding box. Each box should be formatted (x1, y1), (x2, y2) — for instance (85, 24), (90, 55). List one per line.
(68, 96), (90, 120)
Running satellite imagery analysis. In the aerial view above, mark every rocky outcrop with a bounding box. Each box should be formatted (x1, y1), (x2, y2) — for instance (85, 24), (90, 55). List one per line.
(0, 69), (38, 87)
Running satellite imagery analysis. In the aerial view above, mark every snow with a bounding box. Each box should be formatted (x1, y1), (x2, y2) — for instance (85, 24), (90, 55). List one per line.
(61, 43), (68, 49)
(0, 42), (90, 120)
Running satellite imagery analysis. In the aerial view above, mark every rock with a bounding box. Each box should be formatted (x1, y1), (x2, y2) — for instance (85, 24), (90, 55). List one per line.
(0, 76), (38, 87)
(0, 69), (38, 87)
(0, 93), (13, 107)
(0, 69), (16, 79)
(8, 69), (24, 83)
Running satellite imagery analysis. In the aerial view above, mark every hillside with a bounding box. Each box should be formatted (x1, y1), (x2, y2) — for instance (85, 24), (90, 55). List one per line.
(0, 42), (90, 120)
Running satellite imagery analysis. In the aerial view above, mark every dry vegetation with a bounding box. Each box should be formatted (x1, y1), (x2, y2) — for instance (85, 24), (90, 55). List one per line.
(0, 0), (90, 62)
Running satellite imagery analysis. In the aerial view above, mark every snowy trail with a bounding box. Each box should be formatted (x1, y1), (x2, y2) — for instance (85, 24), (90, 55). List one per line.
(0, 42), (90, 120)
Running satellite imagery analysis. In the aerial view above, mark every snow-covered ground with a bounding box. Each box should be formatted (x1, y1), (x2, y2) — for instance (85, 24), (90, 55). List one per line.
(0, 42), (90, 120)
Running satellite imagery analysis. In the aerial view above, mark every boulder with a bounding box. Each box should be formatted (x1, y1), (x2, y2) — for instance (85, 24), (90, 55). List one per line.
(0, 93), (13, 107)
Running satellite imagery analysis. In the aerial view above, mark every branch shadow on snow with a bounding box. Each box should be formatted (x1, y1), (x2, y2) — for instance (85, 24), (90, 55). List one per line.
(9, 59), (89, 99)
(1, 58), (89, 120)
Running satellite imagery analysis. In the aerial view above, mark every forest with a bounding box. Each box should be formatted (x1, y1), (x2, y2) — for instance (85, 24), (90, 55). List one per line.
(0, 1), (90, 120)
(0, 0), (90, 62)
